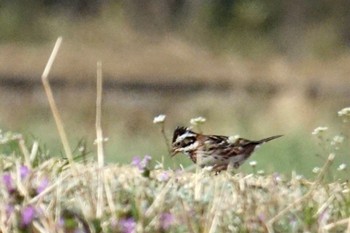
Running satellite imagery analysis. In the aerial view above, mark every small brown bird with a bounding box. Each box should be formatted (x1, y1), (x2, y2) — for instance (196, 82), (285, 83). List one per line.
(171, 127), (282, 172)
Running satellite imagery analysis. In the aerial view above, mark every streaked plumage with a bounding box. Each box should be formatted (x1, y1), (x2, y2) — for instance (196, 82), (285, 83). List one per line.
(171, 126), (282, 172)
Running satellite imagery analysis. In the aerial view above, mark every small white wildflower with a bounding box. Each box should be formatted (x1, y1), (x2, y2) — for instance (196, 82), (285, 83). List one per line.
(249, 160), (257, 167)
(337, 163), (346, 171)
(331, 135), (344, 145)
(338, 107), (350, 122)
(153, 114), (166, 124)
(338, 107), (350, 117)
(228, 135), (240, 143)
(312, 126), (328, 135)
(190, 116), (206, 126)
(331, 136), (344, 150)
(312, 167), (320, 174)
(257, 170), (265, 175)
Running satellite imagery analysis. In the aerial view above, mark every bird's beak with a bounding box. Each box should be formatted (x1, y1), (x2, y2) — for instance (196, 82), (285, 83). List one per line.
(170, 148), (178, 157)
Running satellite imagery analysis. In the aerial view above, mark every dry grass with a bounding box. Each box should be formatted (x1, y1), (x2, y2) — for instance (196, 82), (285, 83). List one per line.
(0, 151), (349, 232)
(0, 38), (349, 233)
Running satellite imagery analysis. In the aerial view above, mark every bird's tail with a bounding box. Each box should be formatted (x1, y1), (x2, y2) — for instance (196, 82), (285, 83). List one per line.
(257, 135), (283, 144)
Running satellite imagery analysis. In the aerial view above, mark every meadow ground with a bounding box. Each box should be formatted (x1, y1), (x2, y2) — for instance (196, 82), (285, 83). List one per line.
(1, 20), (350, 232)
(0, 132), (349, 232)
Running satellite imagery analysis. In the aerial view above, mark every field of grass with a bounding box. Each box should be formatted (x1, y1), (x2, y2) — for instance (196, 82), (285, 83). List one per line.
(0, 129), (349, 232)
(0, 39), (349, 233)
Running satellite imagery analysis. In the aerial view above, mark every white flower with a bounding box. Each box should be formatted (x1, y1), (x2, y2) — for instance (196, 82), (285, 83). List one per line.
(190, 117), (206, 126)
(153, 114), (166, 124)
(249, 161), (257, 167)
(338, 107), (350, 117)
(228, 135), (240, 143)
(312, 167), (320, 174)
(337, 163), (346, 171)
(311, 126), (328, 135)
(257, 170), (265, 175)
(331, 135), (344, 146)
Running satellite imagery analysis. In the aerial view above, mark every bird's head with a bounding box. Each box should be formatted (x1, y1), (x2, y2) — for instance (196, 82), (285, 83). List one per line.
(171, 126), (197, 156)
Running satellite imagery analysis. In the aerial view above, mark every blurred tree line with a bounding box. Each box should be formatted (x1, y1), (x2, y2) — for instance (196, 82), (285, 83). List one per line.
(1, 0), (350, 57)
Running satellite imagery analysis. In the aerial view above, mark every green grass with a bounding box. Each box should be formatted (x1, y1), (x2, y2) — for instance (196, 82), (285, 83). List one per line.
(0, 137), (349, 232)
(2, 113), (349, 179)
(0, 106), (349, 232)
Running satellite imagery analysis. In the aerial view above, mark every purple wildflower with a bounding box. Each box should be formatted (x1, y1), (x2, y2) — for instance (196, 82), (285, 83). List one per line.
(131, 156), (142, 168)
(20, 165), (30, 179)
(36, 178), (49, 194)
(159, 212), (174, 230)
(21, 205), (36, 227)
(143, 155), (152, 163)
(258, 213), (265, 222)
(2, 173), (15, 193)
(119, 218), (136, 233)
(157, 172), (169, 182)
(131, 155), (152, 171)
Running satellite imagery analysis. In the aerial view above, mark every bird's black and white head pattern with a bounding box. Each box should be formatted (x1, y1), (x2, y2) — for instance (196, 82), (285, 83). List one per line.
(171, 126), (198, 155)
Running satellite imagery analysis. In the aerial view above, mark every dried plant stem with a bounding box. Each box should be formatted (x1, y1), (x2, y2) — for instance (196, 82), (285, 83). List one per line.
(41, 37), (75, 168)
(30, 141), (39, 162)
(206, 180), (224, 233)
(28, 173), (70, 204)
(267, 153), (335, 230)
(179, 198), (196, 233)
(160, 123), (171, 154)
(104, 170), (116, 214)
(323, 218), (350, 231)
(145, 179), (173, 217)
(18, 135), (31, 168)
(194, 155), (202, 201)
(96, 61), (105, 167)
(95, 61), (105, 218)
(15, 161), (29, 198)
(33, 221), (47, 233)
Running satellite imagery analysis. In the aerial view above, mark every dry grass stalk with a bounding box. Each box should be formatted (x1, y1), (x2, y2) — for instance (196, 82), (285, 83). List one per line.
(41, 37), (75, 169)
(17, 136), (31, 168)
(323, 217), (350, 231)
(267, 153), (335, 231)
(95, 61), (105, 218)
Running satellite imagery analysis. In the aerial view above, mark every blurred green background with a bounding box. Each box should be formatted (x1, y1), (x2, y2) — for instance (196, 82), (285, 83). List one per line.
(0, 0), (349, 177)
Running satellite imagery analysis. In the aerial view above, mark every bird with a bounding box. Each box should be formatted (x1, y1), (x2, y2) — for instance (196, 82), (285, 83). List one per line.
(171, 126), (282, 172)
